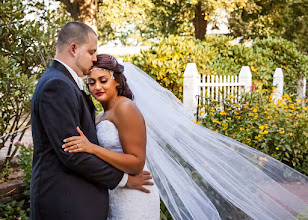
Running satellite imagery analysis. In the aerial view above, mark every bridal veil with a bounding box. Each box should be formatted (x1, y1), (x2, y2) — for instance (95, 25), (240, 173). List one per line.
(122, 62), (308, 220)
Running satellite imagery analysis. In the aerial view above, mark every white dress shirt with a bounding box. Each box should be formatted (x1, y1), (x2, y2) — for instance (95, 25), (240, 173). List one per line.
(54, 59), (128, 187)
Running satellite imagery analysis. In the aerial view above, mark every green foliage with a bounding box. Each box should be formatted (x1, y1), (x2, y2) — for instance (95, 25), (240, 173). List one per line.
(229, 0), (308, 53)
(96, 0), (253, 44)
(199, 91), (308, 175)
(160, 199), (173, 220)
(251, 38), (308, 95)
(18, 143), (34, 197)
(0, 200), (30, 220)
(0, 160), (13, 182)
(0, 0), (71, 165)
(125, 35), (308, 100)
(0, 143), (33, 219)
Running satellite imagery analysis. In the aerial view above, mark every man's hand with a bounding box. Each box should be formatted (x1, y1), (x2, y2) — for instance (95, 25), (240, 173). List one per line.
(125, 171), (154, 193)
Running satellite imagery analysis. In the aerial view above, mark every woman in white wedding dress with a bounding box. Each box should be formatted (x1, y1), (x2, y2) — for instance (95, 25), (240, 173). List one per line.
(63, 54), (308, 220)
(63, 54), (160, 219)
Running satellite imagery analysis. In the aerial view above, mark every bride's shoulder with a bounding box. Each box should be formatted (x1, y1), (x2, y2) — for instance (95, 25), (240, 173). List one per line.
(115, 96), (143, 120)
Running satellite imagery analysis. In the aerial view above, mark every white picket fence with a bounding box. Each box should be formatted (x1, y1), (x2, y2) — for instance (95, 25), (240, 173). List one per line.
(183, 63), (306, 114)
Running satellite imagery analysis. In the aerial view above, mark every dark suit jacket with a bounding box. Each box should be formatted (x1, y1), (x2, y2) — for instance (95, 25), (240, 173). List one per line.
(30, 60), (124, 220)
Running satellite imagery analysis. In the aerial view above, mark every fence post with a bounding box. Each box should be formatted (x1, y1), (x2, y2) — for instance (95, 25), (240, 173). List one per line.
(239, 66), (252, 92)
(297, 75), (306, 100)
(272, 68), (284, 103)
(183, 63), (200, 115)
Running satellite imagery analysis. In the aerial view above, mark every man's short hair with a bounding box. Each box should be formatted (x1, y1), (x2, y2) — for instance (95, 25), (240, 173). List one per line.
(56, 22), (96, 51)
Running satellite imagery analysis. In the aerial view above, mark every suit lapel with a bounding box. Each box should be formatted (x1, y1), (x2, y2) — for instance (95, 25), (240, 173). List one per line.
(50, 60), (96, 121)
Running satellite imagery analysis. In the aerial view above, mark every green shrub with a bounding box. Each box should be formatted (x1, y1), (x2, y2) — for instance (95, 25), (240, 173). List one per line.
(124, 35), (308, 100)
(199, 90), (308, 175)
(0, 0), (71, 166)
(0, 200), (30, 220)
(18, 143), (33, 197)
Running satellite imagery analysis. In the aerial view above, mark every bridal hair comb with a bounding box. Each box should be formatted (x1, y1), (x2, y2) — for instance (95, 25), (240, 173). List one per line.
(88, 68), (115, 79)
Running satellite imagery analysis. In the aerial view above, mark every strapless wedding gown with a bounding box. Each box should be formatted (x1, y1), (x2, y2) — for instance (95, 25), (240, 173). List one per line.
(97, 120), (160, 220)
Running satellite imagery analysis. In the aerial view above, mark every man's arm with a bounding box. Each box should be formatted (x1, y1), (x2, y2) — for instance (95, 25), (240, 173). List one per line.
(39, 79), (123, 189)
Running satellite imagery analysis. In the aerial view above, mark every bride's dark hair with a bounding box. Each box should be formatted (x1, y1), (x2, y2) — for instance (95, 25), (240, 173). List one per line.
(93, 54), (134, 100)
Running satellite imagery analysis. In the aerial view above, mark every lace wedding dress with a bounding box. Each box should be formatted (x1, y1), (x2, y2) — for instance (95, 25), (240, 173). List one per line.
(97, 120), (160, 220)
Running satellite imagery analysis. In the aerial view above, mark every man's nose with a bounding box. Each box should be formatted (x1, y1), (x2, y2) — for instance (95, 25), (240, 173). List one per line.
(92, 54), (97, 62)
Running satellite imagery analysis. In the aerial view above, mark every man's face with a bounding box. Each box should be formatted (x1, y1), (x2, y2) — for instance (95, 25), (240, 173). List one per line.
(75, 33), (97, 77)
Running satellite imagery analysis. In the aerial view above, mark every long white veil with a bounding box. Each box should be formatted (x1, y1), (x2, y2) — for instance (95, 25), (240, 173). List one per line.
(122, 62), (308, 220)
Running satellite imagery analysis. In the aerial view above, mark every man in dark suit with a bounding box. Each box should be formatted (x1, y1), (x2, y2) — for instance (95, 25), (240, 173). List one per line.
(30, 22), (152, 220)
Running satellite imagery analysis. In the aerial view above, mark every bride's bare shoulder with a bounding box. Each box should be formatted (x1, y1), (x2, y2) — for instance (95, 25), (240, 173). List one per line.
(114, 96), (144, 124)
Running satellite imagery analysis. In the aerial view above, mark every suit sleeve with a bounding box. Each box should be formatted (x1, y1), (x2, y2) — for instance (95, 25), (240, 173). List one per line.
(39, 79), (123, 189)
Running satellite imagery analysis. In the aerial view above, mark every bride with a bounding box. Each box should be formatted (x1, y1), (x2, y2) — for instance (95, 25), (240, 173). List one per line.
(63, 54), (308, 220)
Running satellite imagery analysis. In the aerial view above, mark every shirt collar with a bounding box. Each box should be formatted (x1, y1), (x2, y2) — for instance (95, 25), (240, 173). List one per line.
(54, 59), (84, 90)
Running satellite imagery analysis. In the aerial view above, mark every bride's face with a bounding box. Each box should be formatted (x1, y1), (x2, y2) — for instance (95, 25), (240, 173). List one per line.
(87, 68), (119, 103)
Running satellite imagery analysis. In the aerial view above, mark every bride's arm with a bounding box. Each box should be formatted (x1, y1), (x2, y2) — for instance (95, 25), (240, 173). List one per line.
(62, 100), (146, 175)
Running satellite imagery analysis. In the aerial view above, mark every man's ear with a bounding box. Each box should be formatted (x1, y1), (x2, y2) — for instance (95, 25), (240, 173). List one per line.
(68, 43), (77, 57)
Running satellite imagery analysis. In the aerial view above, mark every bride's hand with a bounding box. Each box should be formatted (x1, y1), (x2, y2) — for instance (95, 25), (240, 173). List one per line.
(62, 127), (96, 154)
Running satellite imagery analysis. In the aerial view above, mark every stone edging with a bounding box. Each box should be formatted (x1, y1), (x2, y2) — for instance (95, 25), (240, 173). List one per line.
(0, 179), (26, 203)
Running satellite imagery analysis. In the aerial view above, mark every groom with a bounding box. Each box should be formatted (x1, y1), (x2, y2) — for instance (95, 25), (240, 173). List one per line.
(30, 22), (152, 220)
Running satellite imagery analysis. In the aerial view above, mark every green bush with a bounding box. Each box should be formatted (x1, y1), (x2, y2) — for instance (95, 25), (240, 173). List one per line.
(199, 90), (308, 175)
(0, 0), (71, 166)
(0, 200), (30, 220)
(18, 143), (34, 197)
(124, 35), (308, 100)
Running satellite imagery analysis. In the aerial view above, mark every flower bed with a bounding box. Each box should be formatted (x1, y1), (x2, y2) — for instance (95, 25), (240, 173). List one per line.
(199, 89), (308, 175)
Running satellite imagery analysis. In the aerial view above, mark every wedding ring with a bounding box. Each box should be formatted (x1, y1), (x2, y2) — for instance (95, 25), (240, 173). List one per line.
(76, 144), (79, 149)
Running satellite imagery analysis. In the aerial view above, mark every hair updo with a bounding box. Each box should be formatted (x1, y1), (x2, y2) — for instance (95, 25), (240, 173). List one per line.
(92, 54), (134, 100)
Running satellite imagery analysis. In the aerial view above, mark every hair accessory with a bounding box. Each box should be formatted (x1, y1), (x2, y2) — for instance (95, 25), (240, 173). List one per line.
(89, 68), (115, 79)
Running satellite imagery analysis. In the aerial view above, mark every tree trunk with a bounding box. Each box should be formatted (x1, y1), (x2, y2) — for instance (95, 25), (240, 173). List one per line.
(193, 1), (207, 40)
(58, 0), (97, 33)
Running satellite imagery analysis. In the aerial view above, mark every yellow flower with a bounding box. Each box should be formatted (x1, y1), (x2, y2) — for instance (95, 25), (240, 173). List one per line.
(227, 108), (232, 111)
(232, 136), (236, 139)
(211, 109), (215, 112)
(247, 138), (251, 142)
(235, 116), (241, 119)
(227, 117), (231, 120)
(240, 128), (244, 131)
(199, 110), (204, 114)
(276, 147), (279, 150)
(289, 133), (293, 136)
(212, 99), (216, 102)
(194, 121), (200, 125)
(265, 124), (269, 129)
(249, 113), (254, 116)
(279, 129), (285, 134)
(228, 95), (235, 99)
(250, 66), (257, 72)
(225, 132), (228, 136)
(215, 130), (219, 132)
(244, 106), (249, 109)
(211, 113), (215, 116)
(212, 119), (220, 124)
(220, 111), (227, 115)
(254, 115), (258, 118)
(259, 126), (265, 130)
(198, 104), (201, 108)
(259, 130), (268, 135)
(253, 108), (258, 113)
